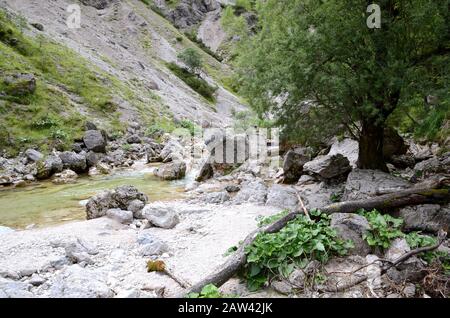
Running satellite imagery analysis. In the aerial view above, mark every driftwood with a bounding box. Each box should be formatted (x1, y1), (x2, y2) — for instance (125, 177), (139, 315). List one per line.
(180, 176), (449, 296)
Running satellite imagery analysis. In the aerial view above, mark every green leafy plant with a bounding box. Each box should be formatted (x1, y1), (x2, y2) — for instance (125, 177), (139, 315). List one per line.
(330, 192), (343, 203)
(244, 210), (353, 291)
(405, 232), (450, 272)
(359, 209), (404, 250)
(187, 284), (234, 298)
(177, 48), (203, 75)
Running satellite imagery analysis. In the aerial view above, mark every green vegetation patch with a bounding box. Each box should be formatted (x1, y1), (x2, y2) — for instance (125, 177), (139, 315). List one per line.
(243, 210), (353, 291)
(166, 62), (217, 103)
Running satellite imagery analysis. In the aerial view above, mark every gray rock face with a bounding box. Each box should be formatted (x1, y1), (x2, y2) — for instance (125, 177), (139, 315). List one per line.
(159, 140), (183, 163)
(397, 204), (450, 234)
(47, 265), (113, 298)
(266, 185), (299, 211)
(137, 232), (169, 256)
(328, 138), (359, 168)
(233, 179), (268, 205)
(83, 130), (106, 153)
(59, 152), (87, 173)
(3, 73), (36, 96)
(153, 161), (186, 180)
(303, 154), (351, 180)
(163, 0), (221, 29)
(25, 149), (43, 162)
(142, 203), (180, 229)
(106, 209), (133, 225)
(80, 0), (112, 10)
(282, 148), (311, 183)
(343, 169), (411, 201)
(36, 155), (64, 180)
(413, 152), (450, 176)
(330, 213), (371, 256)
(86, 185), (148, 220)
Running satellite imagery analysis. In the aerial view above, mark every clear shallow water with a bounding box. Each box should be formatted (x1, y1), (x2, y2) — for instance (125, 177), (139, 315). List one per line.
(0, 164), (186, 229)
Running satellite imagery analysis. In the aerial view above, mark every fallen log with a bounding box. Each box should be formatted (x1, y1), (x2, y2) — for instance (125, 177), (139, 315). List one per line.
(180, 176), (449, 296)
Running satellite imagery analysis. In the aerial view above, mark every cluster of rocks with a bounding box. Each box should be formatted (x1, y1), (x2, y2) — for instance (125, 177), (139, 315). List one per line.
(85, 185), (180, 231)
(0, 122), (180, 187)
(281, 131), (449, 186)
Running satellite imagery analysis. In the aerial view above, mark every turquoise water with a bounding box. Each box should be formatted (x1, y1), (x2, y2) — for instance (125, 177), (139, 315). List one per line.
(0, 164), (186, 229)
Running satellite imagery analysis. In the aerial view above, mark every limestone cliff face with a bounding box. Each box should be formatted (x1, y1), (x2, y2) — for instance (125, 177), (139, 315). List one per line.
(1, 0), (246, 126)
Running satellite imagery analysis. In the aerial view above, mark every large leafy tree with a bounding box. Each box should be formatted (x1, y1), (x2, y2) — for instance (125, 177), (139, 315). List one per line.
(236, 0), (449, 171)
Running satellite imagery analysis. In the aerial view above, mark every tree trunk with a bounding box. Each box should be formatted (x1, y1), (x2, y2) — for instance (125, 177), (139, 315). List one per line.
(357, 120), (388, 172)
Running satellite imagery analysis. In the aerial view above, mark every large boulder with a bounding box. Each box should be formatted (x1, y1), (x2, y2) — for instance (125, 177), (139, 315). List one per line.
(86, 185), (148, 220)
(3, 73), (36, 96)
(83, 130), (106, 153)
(396, 204), (450, 234)
(159, 140), (184, 163)
(330, 213), (371, 256)
(266, 184), (299, 211)
(36, 155), (63, 180)
(282, 148), (311, 183)
(153, 161), (186, 180)
(59, 152), (87, 174)
(343, 169), (411, 201)
(195, 160), (214, 182)
(233, 179), (268, 205)
(25, 149), (43, 163)
(142, 203), (180, 229)
(328, 138), (359, 168)
(303, 154), (351, 180)
(383, 127), (408, 159)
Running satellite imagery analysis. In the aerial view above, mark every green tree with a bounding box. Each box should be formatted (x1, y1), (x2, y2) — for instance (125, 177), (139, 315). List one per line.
(177, 48), (203, 75)
(236, 0), (449, 171)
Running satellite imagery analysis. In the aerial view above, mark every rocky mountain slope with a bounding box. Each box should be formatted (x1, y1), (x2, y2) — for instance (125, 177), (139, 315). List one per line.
(0, 0), (246, 155)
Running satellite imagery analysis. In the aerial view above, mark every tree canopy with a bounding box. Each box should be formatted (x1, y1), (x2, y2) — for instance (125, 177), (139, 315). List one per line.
(178, 48), (203, 75)
(233, 0), (450, 170)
